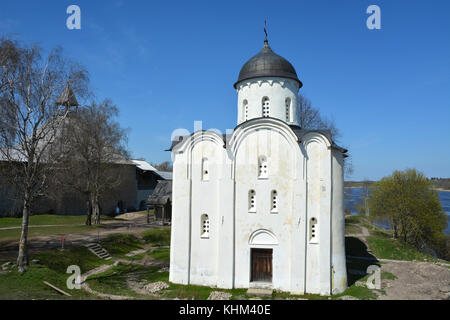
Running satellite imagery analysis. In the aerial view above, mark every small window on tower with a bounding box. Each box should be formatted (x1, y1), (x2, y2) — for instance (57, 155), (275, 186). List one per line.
(309, 217), (318, 243)
(243, 99), (248, 121)
(262, 97), (270, 117)
(285, 98), (291, 122)
(248, 190), (256, 213)
(202, 158), (209, 181)
(271, 190), (278, 213)
(258, 156), (268, 179)
(201, 214), (210, 238)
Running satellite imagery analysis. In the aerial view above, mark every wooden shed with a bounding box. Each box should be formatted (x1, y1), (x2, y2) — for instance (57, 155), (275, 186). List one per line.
(147, 180), (172, 222)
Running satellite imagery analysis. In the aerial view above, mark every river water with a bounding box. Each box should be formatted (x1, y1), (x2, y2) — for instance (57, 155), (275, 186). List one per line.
(344, 187), (450, 235)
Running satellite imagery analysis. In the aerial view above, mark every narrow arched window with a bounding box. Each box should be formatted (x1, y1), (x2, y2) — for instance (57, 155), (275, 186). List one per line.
(201, 214), (210, 238)
(309, 217), (318, 243)
(248, 190), (256, 212)
(262, 97), (270, 117)
(258, 156), (268, 179)
(243, 99), (248, 121)
(202, 158), (209, 181)
(271, 190), (278, 213)
(285, 98), (291, 122)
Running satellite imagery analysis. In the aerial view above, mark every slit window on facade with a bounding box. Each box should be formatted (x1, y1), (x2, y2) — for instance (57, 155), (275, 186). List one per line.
(202, 158), (209, 181)
(243, 99), (248, 121)
(309, 217), (318, 243)
(249, 190), (256, 212)
(262, 97), (270, 117)
(271, 190), (278, 213)
(258, 156), (268, 179)
(285, 97), (291, 122)
(201, 214), (210, 238)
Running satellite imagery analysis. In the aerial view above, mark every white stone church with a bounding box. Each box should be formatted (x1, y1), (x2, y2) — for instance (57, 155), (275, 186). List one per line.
(168, 37), (348, 295)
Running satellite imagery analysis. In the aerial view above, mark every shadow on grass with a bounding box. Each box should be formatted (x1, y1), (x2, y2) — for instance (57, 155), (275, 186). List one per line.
(345, 236), (379, 287)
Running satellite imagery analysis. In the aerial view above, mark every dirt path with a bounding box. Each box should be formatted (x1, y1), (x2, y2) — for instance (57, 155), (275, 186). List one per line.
(347, 224), (450, 300)
(80, 264), (133, 300)
(379, 260), (450, 300)
(0, 224), (86, 231)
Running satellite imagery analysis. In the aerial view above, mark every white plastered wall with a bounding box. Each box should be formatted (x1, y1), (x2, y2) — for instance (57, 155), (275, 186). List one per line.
(236, 78), (300, 126)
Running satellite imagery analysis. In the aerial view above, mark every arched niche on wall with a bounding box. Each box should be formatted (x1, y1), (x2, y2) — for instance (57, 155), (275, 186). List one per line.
(248, 229), (278, 246)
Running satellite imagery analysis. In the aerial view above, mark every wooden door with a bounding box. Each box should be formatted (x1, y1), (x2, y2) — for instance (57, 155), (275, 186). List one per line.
(251, 249), (273, 282)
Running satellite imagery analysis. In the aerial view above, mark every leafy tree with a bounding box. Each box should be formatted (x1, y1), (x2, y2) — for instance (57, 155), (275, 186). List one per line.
(369, 169), (447, 252)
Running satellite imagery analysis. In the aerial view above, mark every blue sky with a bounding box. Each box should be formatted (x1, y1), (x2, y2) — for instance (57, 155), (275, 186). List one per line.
(1, 0), (449, 180)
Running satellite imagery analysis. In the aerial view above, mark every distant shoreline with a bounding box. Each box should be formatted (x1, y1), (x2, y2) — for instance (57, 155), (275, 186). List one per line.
(344, 186), (450, 192)
(434, 188), (450, 192)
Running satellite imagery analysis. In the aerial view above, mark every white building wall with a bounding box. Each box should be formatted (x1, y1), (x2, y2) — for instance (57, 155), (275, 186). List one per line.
(304, 133), (333, 295)
(233, 127), (297, 291)
(169, 151), (191, 284)
(237, 78), (300, 126)
(169, 121), (347, 295)
(331, 150), (347, 293)
(189, 140), (221, 286)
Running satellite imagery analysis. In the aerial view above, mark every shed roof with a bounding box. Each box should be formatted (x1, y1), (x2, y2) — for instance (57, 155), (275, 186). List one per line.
(147, 180), (172, 205)
(131, 159), (158, 172)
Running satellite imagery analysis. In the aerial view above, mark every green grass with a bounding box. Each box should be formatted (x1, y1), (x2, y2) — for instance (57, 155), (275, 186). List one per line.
(345, 224), (362, 235)
(139, 266), (169, 282)
(142, 228), (171, 246)
(87, 264), (167, 299)
(0, 264), (97, 300)
(335, 283), (378, 300)
(33, 246), (109, 274)
(148, 248), (170, 261)
(381, 271), (397, 280)
(366, 236), (435, 262)
(87, 264), (144, 298)
(345, 215), (367, 224)
(99, 234), (143, 258)
(0, 246), (106, 300)
(163, 283), (215, 300)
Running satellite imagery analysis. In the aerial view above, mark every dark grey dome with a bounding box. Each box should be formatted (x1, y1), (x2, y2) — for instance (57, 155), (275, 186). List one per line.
(234, 39), (302, 88)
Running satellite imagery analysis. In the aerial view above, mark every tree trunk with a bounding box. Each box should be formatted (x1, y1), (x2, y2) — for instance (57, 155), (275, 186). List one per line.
(85, 199), (92, 226)
(392, 219), (398, 239)
(17, 197), (30, 272)
(92, 193), (100, 225)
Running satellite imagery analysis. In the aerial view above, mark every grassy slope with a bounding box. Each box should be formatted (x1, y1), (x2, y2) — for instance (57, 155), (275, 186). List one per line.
(99, 234), (143, 259)
(348, 215), (439, 262)
(148, 248), (170, 261)
(142, 228), (171, 246)
(0, 246), (107, 300)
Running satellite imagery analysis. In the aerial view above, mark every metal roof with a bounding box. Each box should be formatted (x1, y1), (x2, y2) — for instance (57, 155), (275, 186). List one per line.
(131, 159), (157, 172)
(147, 180), (172, 205)
(156, 171), (172, 180)
(234, 39), (302, 89)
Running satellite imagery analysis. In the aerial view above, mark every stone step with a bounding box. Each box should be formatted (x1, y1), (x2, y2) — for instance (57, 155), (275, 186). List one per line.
(246, 288), (273, 297)
(85, 243), (111, 260)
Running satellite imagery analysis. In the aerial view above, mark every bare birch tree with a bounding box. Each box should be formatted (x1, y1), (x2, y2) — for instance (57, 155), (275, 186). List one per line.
(0, 38), (89, 272)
